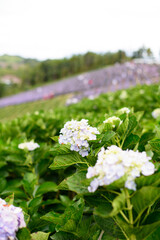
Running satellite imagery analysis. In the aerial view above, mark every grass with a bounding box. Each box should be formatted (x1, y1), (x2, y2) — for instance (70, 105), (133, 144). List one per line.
(0, 93), (73, 122)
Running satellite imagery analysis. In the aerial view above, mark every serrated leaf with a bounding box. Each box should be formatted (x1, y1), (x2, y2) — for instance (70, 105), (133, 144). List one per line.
(50, 152), (86, 170)
(138, 132), (155, 151)
(123, 134), (139, 150)
(94, 215), (125, 239)
(31, 231), (50, 240)
(64, 171), (89, 194)
(50, 144), (71, 156)
(149, 138), (160, 154)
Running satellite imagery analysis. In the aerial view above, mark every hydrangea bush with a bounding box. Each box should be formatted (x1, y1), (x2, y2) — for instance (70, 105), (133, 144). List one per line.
(49, 108), (160, 240)
(0, 84), (160, 240)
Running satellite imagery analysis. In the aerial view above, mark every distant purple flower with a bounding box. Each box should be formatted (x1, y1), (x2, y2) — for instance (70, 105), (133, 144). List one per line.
(0, 198), (26, 240)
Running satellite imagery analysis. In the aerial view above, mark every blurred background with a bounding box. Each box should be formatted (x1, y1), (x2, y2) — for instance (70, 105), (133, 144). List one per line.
(0, 0), (160, 107)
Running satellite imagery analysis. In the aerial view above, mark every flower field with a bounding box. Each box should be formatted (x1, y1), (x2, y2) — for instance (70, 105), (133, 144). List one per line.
(0, 83), (160, 240)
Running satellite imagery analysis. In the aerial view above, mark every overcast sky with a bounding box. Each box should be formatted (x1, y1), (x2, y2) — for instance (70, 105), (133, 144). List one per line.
(0, 0), (160, 60)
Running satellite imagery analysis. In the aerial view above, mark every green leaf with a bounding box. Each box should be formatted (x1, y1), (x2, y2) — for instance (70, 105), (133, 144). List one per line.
(56, 198), (85, 233)
(94, 202), (112, 218)
(138, 132), (155, 151)
(17, 228), (31, 240)
(60, 195), (72, 207)
(42, 199), (85, 235)
(118, 116), (137, 139)
(50, 152), (86, 170)
(31, 231), (50, 240)
(131, 186), (160, 216)
(1, 187), (27, 199)
(24, 211), (30, 225)
(111, 191), (126, 216)
(63, 171), (89, 194)
(50, 136), (59, 142)
(123, 134), (139, 150)
(50, 232), (77, 240)
(146, 226), (160, 240)
(23, 172), (37, 197)
(0, 178), (7, 193)
(94, 215), (125, 239)
(149, 138), (160, 154)
(93, 191), (125, 218)
(116, 215), (160, 240)
(41, 211), (63, 225)
(136, 171), (160, 188)
(50, 144), (71, 156)
(0, 161), (7, 168)
(5, 193), (14, 204)
(28, 197), (42, 215)
(101, 131), (116, 143)
(35, 182), (58, 197)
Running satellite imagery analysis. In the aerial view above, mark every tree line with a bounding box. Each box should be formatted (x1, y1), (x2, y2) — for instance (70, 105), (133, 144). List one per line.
(22, 50), (129, 85)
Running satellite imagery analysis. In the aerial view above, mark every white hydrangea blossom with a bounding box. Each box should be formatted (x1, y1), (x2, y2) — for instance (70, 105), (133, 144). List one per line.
(87, 145), (155, 192)
(119, 90), (128, 99)
(18, 140), (40, 151)
(0, 198), (26, 240)
(118, 107), (130, 114)
(103, 116), (122, 128)
(152, 108), (160, 119)
(59, 119), (100, 157)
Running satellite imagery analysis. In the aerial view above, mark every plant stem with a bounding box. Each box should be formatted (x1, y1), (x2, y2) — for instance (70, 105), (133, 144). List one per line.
(120, 210), (130, 223)
(124, 188), (133, 224)
(97, 230), (104, 240)
(141, 205), (151, 225)
(101, 194), (112, 203)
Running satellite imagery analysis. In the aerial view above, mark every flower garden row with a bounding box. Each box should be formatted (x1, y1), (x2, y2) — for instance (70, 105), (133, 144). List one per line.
(0, 83), (160, 240)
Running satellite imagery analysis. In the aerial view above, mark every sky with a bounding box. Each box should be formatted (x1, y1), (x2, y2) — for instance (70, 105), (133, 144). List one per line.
(0, 0), (160, 60)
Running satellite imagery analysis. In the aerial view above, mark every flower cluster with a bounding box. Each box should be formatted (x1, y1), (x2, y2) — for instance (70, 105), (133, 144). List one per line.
(0, 198), (26, 240)
(59, 119), (100, 157)
(119, 90), (128, 99)
(118, 107), (130, 114)
(152, 108), (160, 119)
(103, 116), (122, 128)
(87, 145), (155, 192)
(18, 140), (40, 151)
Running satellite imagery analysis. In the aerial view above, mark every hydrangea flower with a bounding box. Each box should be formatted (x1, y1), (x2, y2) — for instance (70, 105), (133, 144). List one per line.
(119, 90), (128, 99)
(86, 145), (155, 192)
(59, 119), (100, 157)
(0, 198), (26, 240)
(103, 116), (122, 128)
(152, 108), (160, 119)
(18, 140), (40, 151)
(118, 107), (130, 114)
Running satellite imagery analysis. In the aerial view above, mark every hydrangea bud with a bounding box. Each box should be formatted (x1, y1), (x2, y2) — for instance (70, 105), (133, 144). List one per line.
(103, 116), (122, 128)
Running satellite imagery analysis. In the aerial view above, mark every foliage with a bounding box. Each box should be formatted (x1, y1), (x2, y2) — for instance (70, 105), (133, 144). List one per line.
(0, 83), (160, 239)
